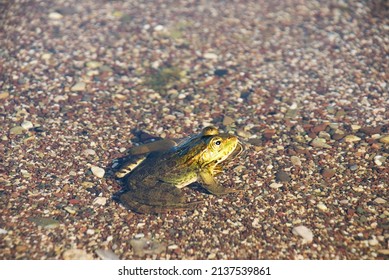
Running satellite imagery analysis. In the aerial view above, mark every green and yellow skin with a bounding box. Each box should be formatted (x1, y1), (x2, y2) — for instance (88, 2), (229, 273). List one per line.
(113, 126), (243, 214)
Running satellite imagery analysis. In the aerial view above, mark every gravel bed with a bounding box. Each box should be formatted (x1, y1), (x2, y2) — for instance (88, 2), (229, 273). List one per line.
(0, 0), (388, 259)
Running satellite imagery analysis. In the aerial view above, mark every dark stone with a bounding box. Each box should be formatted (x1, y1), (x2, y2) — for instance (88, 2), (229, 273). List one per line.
(214, 69), (229, 77)
(275, 170), (291, 182)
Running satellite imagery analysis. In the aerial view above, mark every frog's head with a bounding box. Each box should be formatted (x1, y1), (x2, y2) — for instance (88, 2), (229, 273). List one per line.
(200, 126), (242, 165)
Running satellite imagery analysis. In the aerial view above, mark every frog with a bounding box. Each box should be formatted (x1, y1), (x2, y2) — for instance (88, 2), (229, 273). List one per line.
(112, 126), (243, 214)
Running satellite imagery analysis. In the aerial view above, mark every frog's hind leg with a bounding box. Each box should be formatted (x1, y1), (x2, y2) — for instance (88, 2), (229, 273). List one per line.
(113, 154), (147, 179)
(115, 182), (202, 214)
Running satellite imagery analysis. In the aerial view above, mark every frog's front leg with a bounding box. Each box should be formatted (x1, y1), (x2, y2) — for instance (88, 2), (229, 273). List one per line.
(115, 182), (201, 214)
(199, 170), (240, 196)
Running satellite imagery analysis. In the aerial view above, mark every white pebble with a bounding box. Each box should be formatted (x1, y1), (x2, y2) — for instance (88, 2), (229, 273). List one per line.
(374, 155), (386, 166)
(83, 149), (96, 156)
(93, 197), (107, 206)
(374, 197), (387, 204)
(21, 120), (33, 130)
(317, 202), (328, 211)
(86, 229), (95, 235)
(48, 12), (63, 20)
(95, 249), (120, 260)
(269, 182), (283, 189)
(91, 166), (105, 178)
(0, 228), (8, 234)
(292, 225), (314, 243)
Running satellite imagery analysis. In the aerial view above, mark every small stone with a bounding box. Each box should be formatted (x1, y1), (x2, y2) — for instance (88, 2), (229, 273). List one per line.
(83, 149), (96, 156)
(86, 229), (95, 235)
(21, 120), (33, 130)
(28, 217), (60, 229)
(310, 137), (331, 148)
(91, 166), (105, 178)
(291, 156), (302, 167)
(374, 155), (386, 166)
(317, 202), (328, 211)
(374, 197), (387, 204)
(95, 249), (120, 260)
(236, 129), (251, 138)
(270, 182), (283, 189)
(349, 165), (358, 171)
(214, 69), (228, 77)
(351, 125), (361, 131)
(318, 131), (331, 140)
(48, 12), (63, 20)
(344, 135), (361, 143)
(86, 61), (102, 69)
(263, 129), (276, 140)
(378, 135), (389, 144)
(321, 168), (336, 179)
(222, 115), (235, 126)
(378, 249), (389, 255)
(93, 197), (107, 206)
(71, 81), (86, 91)
(275, 170), (291, 182)
(332, 129), (345, 140)
(9, 126), (25, 135)
(63, 249), (94, 260)
(0, 91), (9, 99)
(0, 228), (8, 234)
(168, 244), (179, 250)
(203, 52), (218, 60)
(64, 206), (77, 214)
(368, 238), (379, 246)
(292, 225), (313, 243)
(207, 253), (216, 259)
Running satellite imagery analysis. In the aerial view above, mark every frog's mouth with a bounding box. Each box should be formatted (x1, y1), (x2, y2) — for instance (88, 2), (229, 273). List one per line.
(230, 141), (245, 159)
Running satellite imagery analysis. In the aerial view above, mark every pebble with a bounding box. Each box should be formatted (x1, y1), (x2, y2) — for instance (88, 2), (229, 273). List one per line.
(263, 129), (276, 140)
(0, 91), (9, 99)
(91, 166), (105, 178)
(71, 81), (86, 92)
(86, 229), (95, 235)
(373, 155), (386, 166)
(343, 135), (361, 143)
(222, 115), (235, 126)
(321, 168), (336, 179)
(203, 52), (218, 60)
(83, 149), (96, 156)
(310, 137), (331, 148)
(95, 249), (120, 260)
(317, 202), (328, 211)
(374, 197), (386, 204)
(368, 238), (379, 246)
(93, 197), (107, 206)
(168, 244), (179, 250)
(292, 225), (313, 243)
(207, 253), (216, 259)
(62, 249), (94, 260)
(9, 126), (25, 135)
(379, 135), (389, 144)
(64, 206), (77, 214)
(237, 129), (252, 138)
(290, 156), (302, 167)
(48, 12), (63, 20)
(21, 120), (33, 130)
(86, 61), (102, 69)
(0, 228), (8, 234)
(29, 217), (60, 229)
(269, 182), (283, 189)
(349, 165), (358, 171)
(275, 170), (291, 182)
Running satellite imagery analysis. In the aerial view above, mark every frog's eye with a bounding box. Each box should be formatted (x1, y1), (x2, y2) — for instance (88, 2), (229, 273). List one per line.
(212, 137), (222, 148)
